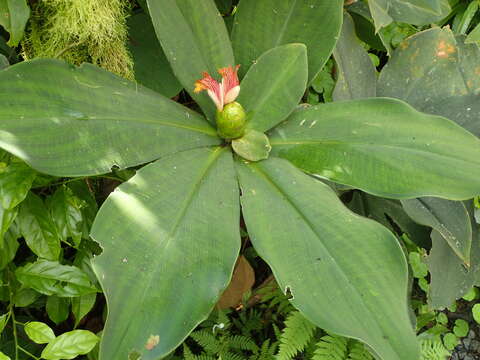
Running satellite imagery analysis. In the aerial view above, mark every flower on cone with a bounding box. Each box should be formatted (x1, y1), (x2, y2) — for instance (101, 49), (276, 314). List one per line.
(194, 65), (240, 111)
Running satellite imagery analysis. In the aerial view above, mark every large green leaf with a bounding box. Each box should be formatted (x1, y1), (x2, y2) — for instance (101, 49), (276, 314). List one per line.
(401, 197), (472, 264)
(146, 0), (234, 122)
(236, 157), (419, 360)
(368, 0), (450, 31)
(0, 59), (219, 176)
(378, 28), (480, 137)
(41, 330), (99, 360)
(269, 98), (480, 200)
(231, 0), (343, 81)
(91, 147), (240, 360)
(128, 13), (182, 98)
(0, 0), (30, 46)
(237, 44), (307, 133)
(333, 13), (377, 101)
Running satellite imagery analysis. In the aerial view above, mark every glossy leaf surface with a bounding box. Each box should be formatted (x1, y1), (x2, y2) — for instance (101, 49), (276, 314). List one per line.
(41, 330), (99, 360)
(232, 0), (343, 81)
(378, 28), (480, 137)
(147, 0), (234, 122)
(401, 197), (472, 264)
(236, 157), (419, 360)
(24, 321), (56, 344)
(237, 44), (308, 133)
(91, 147), (240, 360)
(0, 59), (219, 176)
(232, 129), (271, 162)
(269, 98), (480, 200)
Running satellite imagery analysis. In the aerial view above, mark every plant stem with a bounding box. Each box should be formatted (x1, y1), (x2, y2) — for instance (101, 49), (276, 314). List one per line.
(18, 345), (40, 360)
(7, 270), (19, 360)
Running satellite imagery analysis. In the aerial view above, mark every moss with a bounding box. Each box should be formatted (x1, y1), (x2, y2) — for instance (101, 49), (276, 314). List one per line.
(22, 0), (134, 79)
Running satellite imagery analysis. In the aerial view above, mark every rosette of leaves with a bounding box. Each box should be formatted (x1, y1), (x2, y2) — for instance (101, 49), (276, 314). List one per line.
(0, 1), (480, 360)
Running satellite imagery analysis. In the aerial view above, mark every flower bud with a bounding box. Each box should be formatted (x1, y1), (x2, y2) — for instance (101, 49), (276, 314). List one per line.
(216, 102), (246, 140)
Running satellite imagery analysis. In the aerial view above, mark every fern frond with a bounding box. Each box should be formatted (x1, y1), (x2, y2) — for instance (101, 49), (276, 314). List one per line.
(346, 341), (373, 360)
(191, 330), (221, 354)
(276, 311), (317, 360)
(250, 339), (277, 360)
(312, 334), (348, 360)
(183, 343), (196, 360)
(228, 335), (259, 352)
(419, 337), (450, 360)
(221, 352), (246, 360)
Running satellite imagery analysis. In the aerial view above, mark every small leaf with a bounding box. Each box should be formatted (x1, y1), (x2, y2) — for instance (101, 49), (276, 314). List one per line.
(462, 287), (479, 301)
(0, 227), (19, 270)
(24, 321), (56, 344)
(46, 296), (70, 325)
(72, 293), (96, 328)
(453, 319), (469, 338)
(473, 304), (480, 324)
(0, 161), (36, 210)
(443, 333), (459, 351)
(15, 260), (97, 297)
(13, 287), (41, 307)
(0, 351), (11, 360)
(0, 0), (30, 46)
(18, 192), (61, 261)
(232, 130), (271, 162)
(41, 330), (99, 360)
(0, 206), (17, 246)
(0, 313), (8, 334)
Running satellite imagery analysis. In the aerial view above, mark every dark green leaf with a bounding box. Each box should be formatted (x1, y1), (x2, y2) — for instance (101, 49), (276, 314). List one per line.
(269, 98), (480, 200)
(46, 296), (70, 325)
(0, 313), (7, 334)
(146, 0), (234, 122)
(13, 287), (40, 307)
(232, 129), (271, 161)
(231, 0), (343, 81)
(237, 44), (308, 133)
(401, 198), (472, 264)
(0, 54), (7, 69)
(15, 260), (97, 297)
(0, 206), (17, 247)
(67, 181), (97, 240)
(41, 330), (99, 360)
(0, 227), (19, 269)
(72, 293), (96, 328)
(378, 27), (480, 137)
(127, 13), (182, 98)
(333, 13), (377, 101)
(24, 321), (56, 344)
(0, 161), (36, 210)
(236, 157), (419, 360)
(0, 59), (220, 176)
(18, 193), (61, 261)
(0, 0), (30, 46)
(91, 147), (240, 359)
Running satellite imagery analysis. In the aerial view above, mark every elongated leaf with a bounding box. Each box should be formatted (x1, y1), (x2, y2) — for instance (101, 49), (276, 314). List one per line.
(236, 157), (419, 360)
(0, 54), (7, 70)
(0, 59), (220, 176)
(466, 23), (480, 44)
(0, 161), (36, 210)
(127, 13), (182, 98)
(24, 321), (56, 344)
(46, 296), (70, 325)
(402, 198), (472, 264)
(0, 0), (30, 46)
(333, 13), (377, 101)
(0, 206), (17, 247)
(18, 193), (61, 261)
(0, 228), (19, 270)
(269, 98), (480, 200)
(147, 0), (234, 122)
(368, 0), (450, 31)
(42, 330), (99, 360)
(231, 0), (343, 81)
(15, 260), (97, 297)
(91, 147), (240, 360)
(237, 44), (307, 133)
(0, 313), (7, 334)
(378, 28), (480, 137)
(428, 209), (480, 309)
(72, 293), (96, 328)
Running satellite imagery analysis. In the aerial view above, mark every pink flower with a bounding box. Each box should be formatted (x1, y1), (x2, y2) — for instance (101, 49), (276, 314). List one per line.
(194, 65), (240, 111)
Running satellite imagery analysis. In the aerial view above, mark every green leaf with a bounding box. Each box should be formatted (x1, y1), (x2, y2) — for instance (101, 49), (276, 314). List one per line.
(231, 0), (343, 81)
(18, 192), (61, 261)
(236, 157), (419, 360)
(0, 59), (220, 176)
(453, 319), (469, 338)
(378, 27), (480, 137)
(232, 130), (271, 162)
(72, 293), (96, 328)
(24, 321), (56, 344)
(0, 313), (7, 334)
(333, 13), (377, 101)
(443, 333), (459, 351)
(0, 54), (8, 69)
(41, 330), (99, 360)
(13, 287), (41, 307)
(0, 351), (11, 360)
(402, 198), (472, 264)
(146, 0), (234, 122)
(0, 228), (19, 269)
(48, 186), (84, 247)
(90, 147), (240, 359)
(15, 260), (97, 297)
(0, 206), (17, 247)
(269, 98), (480, 200)
(465, 22), (480, 44)
(237, 44), (307, 133)
(46, 296), (70, 325)
(473, 304), (480, 324)
(0, 0), (30, 46)
(368, 0), (450, 31)
(452, 0), (479, 35)
(0, 161), (36, 210)
(127, 13), (182, 98)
